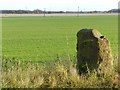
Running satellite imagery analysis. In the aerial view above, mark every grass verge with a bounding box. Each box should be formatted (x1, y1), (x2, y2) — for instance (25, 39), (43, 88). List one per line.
(2, 56), (119, 88)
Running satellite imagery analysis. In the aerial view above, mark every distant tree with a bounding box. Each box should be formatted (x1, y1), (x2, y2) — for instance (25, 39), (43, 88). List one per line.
(33, 9), (43, 14)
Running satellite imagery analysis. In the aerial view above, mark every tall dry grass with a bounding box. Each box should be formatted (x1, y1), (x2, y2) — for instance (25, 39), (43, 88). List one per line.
(2, 56), (119, 88)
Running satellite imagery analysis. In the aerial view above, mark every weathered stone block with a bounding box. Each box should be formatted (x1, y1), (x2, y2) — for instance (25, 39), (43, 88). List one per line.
(76, 29), (113, 76)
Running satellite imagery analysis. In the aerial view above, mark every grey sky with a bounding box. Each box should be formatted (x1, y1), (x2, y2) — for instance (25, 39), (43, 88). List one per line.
(0, 0), (119, 11)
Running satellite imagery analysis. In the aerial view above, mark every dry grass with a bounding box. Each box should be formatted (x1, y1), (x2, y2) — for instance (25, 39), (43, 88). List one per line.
(2, 57), (119, 88)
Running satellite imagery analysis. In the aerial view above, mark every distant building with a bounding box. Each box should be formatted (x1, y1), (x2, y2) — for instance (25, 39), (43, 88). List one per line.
(108, 9), (120, 13)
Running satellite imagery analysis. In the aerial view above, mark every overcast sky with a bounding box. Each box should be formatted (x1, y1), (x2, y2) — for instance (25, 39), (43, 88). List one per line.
(0, 0), (119, 11)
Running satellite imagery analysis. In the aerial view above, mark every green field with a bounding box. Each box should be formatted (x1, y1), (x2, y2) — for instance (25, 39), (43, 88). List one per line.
(2, 16), (118, 88)
(2, 16), (118, 62)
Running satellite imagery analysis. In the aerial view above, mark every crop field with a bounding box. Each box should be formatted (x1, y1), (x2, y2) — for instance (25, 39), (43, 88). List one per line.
(2, 15), (119, 88)
(2, 16), (118, 61)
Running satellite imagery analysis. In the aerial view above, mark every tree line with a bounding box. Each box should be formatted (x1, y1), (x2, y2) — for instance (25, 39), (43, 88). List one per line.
(0, 9), (119, 14)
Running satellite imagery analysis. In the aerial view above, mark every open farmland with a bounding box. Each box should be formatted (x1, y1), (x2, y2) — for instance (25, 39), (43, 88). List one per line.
(2, 16), (118, 62)
(2, 15), (118, 88)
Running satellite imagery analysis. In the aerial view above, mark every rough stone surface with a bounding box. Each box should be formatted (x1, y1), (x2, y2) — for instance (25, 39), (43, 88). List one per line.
(76, 29), (113, 76)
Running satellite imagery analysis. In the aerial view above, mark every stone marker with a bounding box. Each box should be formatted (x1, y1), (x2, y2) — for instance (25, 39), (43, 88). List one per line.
(76, 29), (113, 76)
